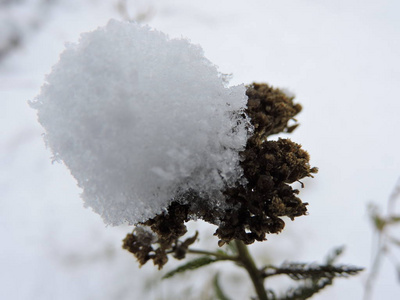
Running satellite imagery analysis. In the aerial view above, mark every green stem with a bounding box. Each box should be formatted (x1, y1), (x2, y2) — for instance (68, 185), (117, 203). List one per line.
(234, 240), (268, 300)
(187, 248), (238, 261)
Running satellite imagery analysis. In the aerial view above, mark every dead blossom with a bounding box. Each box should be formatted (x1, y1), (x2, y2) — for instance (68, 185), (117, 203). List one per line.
(123, 83), (318, 269)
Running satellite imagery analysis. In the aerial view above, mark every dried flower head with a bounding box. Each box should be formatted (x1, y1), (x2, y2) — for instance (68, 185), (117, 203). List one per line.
(123, 83), (317, 268)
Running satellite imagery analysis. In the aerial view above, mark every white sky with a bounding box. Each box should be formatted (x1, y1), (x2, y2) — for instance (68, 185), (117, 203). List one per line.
(1, 0), (400, 299)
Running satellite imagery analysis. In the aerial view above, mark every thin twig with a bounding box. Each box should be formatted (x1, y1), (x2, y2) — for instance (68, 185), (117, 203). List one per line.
(364, 178), (400, 300)
(388, 177), (400, 215)
(363, 233), (385, 300)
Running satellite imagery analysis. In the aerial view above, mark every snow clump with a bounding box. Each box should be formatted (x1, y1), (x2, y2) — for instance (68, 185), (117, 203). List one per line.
(31, 20), (250, 225)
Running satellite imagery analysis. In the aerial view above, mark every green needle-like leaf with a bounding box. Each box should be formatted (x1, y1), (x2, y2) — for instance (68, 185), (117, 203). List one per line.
(163, 256), (221, 279)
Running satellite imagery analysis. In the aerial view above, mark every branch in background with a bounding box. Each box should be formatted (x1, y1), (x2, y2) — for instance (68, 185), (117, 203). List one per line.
(364, 177), (400, 300)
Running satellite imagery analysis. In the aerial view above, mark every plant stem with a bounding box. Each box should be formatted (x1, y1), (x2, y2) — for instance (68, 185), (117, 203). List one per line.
(363, 231), (385, 300)
(234, 240), (268, 300)
(187, 248), (238, 261)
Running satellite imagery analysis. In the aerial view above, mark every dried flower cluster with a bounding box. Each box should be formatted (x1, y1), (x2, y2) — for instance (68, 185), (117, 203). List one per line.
(123, 83), (318, 268)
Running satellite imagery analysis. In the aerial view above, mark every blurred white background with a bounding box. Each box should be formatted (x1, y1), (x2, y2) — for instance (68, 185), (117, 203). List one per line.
(1, 0), (400, 299)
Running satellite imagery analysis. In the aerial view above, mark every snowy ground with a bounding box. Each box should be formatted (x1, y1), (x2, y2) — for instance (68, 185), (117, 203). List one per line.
(1, 0), (400, 299)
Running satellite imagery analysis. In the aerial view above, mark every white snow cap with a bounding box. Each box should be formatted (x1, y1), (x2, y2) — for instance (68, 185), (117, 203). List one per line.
(31, 20), (250, 225)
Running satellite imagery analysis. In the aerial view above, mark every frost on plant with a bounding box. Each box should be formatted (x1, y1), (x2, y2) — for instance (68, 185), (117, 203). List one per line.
(123, 83), (318, 268)
(31, 19), (364, 299)
(31, 20), (317, 269)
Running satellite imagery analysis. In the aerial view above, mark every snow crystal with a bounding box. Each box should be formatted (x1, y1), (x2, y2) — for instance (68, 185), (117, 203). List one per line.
(31, 20), (250, 225)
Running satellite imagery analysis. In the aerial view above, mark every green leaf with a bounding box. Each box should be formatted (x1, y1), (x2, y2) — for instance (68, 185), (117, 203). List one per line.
(368, 204), (386, 231)
(373, 215), (387, 231)
(162, 256), (220, 279)
(213, 273), (231, 300)
(278, 277), (333, 300)
(263, 262), (363, 281)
